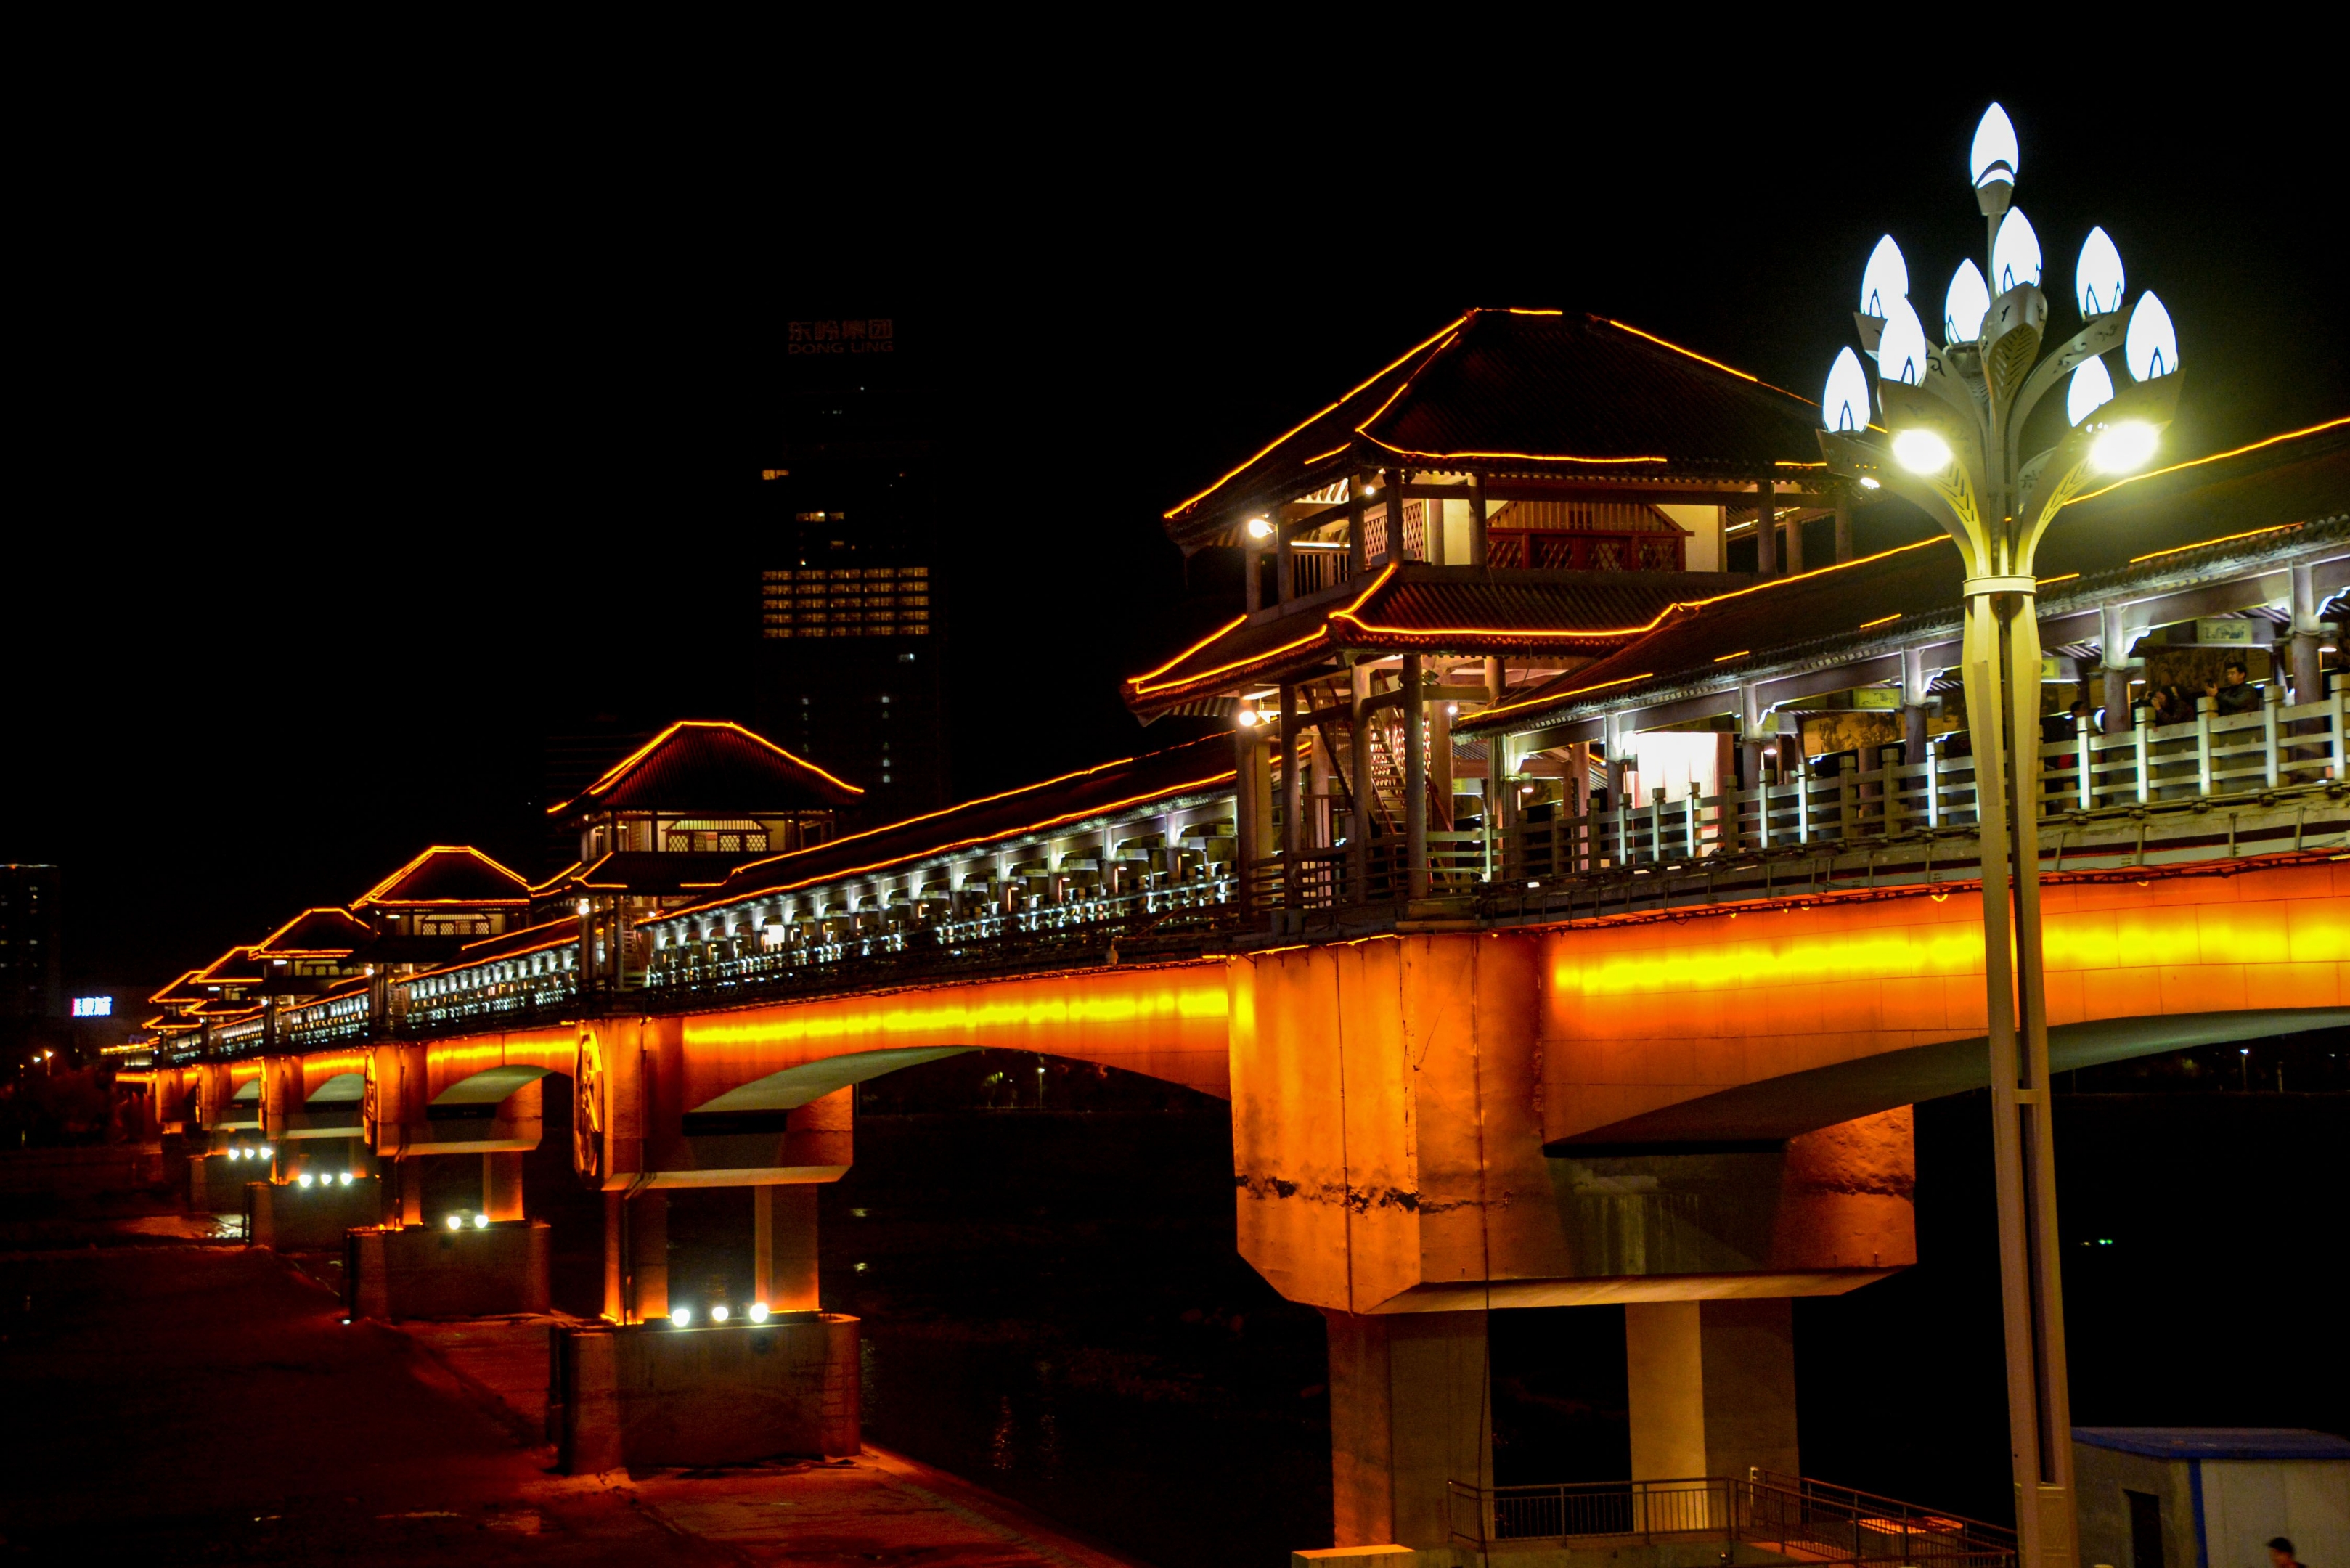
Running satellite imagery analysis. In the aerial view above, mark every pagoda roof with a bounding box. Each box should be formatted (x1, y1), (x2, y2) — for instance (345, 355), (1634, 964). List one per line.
(354, 846), (531, 908)
(1454, 422), (2350, 741)
(250, 906), (376, 958)
(1124, 562), (1747, 717)
(654, 735), (1239, 923)
(149, 970), (209, 1005)
(1162, 309), (1825, 551)
(572, 852), (743, 894)
(193, 947), (265, 987)
(547, 721), (863, 820)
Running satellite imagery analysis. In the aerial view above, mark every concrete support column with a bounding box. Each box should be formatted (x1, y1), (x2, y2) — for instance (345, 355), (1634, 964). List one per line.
(1784, 503), (1804, 574)
(630, 1191), (669, 1324)
(603, 1190), (626, 1323)
(1402, 653), (1427, 899)
(1834, 490), (1853, 563)
(1323, 1309), (1492, 1551)
(755, 1185), (820, 1312)
(484, 1151), (524, 1222)
(397, 1158), (425, 1228)
(1754, 481), (1776, 576)
(1624, 1298), (1798, 1484)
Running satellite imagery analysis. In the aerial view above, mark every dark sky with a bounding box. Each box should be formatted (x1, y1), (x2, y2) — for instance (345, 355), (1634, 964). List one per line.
(12, 78), (2344, 992)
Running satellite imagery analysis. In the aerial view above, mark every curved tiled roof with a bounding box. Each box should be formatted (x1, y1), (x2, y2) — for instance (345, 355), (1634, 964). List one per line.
(1123, 563), (1746, 716)
(547, 721), (862, 819)
(1162, 309), (1823, 550)
(654, 735), (1239, 923)
(353, 846), (531, 907)
(250, 907), (376, 957)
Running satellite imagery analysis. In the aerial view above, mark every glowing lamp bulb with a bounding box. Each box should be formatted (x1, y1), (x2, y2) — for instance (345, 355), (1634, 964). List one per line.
(670, 1307), (692, 1328)
(1235, 707), (1259, 729)
(1893, 428), (1954, 475)
(473, 1212), (489, 1230)
(1857, 234), (1906, 319)
(2066, 356), (2116, 427)
(299, 1173), (314, 1188)
(446, 1214), (464, 1231)
(1244, 516), (1273, 541)
(259, 1146), (274, 1160)
(1971, 103), (2020, 189)
(2089, 420), (2159, 475)
(340, 1172), (354, 1185)
(710, 1304), (730, 1323)
(2075, 226), (2125, 318)
(2126, 292), (2178, 380)
(1857, 476), (1882, 490)
(748, 1302), (770, 1323)
(1990, 208), (2043, 295)
(1821, 346), (1870, 433)
(1943, 261), (1989, 346)
(1876, 298), (1931, 388)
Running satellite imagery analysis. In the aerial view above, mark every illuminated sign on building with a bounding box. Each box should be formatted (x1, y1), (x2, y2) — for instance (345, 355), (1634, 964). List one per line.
(72, 995), (113, 1018)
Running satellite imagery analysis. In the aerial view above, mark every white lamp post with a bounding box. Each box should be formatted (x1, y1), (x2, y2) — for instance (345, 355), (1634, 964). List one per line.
(1817, 102), (2182, 1568)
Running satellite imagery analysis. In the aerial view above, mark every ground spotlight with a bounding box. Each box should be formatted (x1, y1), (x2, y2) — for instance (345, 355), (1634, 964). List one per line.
(298, 1173), (314, 1188)
(748, 1302), (770, 1324)
(446, 1214), (463, 1231)
(670, 1306), (693, 1328)
(472, 1213), (489, 1230)
(711, 1304), (730, 1323)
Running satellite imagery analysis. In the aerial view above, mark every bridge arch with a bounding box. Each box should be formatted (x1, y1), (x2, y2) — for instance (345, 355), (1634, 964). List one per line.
(306, 1072), (366, 1105)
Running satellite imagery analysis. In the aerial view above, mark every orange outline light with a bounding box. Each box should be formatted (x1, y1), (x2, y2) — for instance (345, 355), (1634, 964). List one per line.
(1164, 317), (1465, 521)
(250, 906), (372, 957)
(354, 845), (532, 907)
(2129, 524), (2302, 565)
(1127, 616), (1248, 687)
(1353, 436), (1670, 466)
(547, 720), (863, 816)
(1603, 319), (1811, 402)
(2035, 572), (2081, 588)
(1128, 564), (1398, 698)
(653, 771), (1241, 923)
(1467, 534), (1957, 728)
(1302, 443), (1353, 466)
(2068, 416), (2349, 507)
(1859, 613), (1901, 629)
(1713, 650), (1752, 663)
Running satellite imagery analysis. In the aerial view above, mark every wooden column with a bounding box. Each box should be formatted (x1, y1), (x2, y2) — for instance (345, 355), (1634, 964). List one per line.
(1310, 719), (1335, 849)
(1236, 722), (1273, 921)
(1784, 499), (1804, 574)
(1381, 468), (1407, 563)
(1350, 662), (1374, 901)
(1432, 685), (1455, 829)
(1424, 488), (1445, 565)
(1276, 510), (1295, 605)
(1245, 544), (1264, 612)
(1403, 653), (1427, 899)
(1347, 473), (1369, 578)
(1469, 475), (1489, 568)
(1834, 491), (1853, 564)
(1280, 682), (1302, 910)
(1754, 481), (1776, 576)
(1571, 741), (1594, 871)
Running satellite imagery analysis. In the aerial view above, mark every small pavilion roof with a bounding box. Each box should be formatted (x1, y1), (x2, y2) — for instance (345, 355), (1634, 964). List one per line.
(250, 906), (377, 958)
(547, 720), (863, 820)
(653, 735), (1239, 923)
(354, 846), (531, 909)
(193, 947), (265, 987)
(1162, 309), (1825, 552)
(149, 970), (209, 1005)
(1124, 563), (1746, 717)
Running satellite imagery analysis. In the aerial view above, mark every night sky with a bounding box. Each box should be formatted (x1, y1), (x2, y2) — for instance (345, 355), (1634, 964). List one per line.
(12, 80), (2344, 991)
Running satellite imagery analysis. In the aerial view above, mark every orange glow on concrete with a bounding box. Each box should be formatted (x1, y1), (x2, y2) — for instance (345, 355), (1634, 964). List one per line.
(423, 1027), (581, 1101)
(678, 961), (1233, 1103)
(1536, 858), (2350, 1143)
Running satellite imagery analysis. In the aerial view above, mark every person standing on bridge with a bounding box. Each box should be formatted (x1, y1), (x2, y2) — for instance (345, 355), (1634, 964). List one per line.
(2207, 660), (2262, 716)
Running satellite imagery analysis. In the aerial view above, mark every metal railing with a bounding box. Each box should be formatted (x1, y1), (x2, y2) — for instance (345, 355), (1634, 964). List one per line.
(1448, 1471), (2015, 1568)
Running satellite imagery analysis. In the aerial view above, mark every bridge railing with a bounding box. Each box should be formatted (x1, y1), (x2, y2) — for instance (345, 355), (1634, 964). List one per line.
(1447, 1471), (2015, 1568)
(1490, 690), (2344, 886)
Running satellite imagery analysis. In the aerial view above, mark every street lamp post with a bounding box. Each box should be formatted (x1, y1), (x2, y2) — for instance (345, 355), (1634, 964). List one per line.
(1817, 104), (2183, 1568)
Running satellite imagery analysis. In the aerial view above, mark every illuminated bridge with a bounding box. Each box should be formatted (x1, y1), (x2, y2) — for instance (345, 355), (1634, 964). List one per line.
(118, 314), (2348, 1555)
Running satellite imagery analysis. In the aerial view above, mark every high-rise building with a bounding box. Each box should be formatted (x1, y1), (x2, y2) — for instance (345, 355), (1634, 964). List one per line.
(1, 864), (64, 1025)
(756, 314), (948, 824)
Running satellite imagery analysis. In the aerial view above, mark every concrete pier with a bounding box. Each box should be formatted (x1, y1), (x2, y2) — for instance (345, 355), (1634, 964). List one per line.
(551, 1312), (860, 1472)
(346, 1220), (552, 1320)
